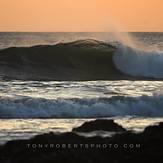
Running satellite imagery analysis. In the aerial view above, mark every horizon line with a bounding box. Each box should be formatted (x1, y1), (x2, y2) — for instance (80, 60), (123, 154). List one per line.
(0, 31), (163, 33)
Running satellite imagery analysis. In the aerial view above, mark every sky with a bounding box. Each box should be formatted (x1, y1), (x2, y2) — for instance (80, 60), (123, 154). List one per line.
(0, 0), (163, 32)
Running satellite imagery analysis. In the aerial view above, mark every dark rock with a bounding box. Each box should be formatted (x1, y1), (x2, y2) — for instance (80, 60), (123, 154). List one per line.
(0, 120), (163, 163)
(143, 122), (163, 135)
(72, 119), (126, 132)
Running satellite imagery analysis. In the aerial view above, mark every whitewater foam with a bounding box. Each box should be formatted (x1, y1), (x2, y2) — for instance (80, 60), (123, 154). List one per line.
(0, 94), (163, 118)
(113, 45), (163, 78)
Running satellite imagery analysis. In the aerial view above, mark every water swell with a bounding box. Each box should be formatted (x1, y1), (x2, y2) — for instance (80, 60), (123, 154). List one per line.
(0, 39), (124, 80)
(0, 94), (163, 118)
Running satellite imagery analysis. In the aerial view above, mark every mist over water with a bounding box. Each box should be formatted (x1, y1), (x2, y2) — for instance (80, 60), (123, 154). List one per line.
(111, 31), (163, 79)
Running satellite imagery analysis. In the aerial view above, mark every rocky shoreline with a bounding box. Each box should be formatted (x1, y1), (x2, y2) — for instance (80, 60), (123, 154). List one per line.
(0, 119), (163, 163)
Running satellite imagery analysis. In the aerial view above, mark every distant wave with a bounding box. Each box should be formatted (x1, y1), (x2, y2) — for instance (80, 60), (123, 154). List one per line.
(0, 94), (163, 118)
(0, 39), (163, 80)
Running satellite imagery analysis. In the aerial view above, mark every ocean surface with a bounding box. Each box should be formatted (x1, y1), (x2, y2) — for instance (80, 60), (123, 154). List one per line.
(0, 32), (163, 144)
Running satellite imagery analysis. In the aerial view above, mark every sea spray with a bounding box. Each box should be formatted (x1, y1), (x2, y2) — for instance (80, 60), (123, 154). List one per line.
(111, 30), (163, 78)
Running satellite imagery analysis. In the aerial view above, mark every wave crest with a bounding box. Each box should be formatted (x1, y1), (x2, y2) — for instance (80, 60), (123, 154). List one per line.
(0, 39), (163, 80)
(0, 39), (122, 80)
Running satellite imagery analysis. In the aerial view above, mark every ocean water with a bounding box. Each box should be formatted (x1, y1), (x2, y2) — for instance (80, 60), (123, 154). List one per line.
(0, 32), (163, 144)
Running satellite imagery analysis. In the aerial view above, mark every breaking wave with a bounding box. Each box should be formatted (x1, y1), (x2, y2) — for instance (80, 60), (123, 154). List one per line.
(0, 39), (163, 80)
(113, 45), (163, 78)
(0, 94), (163, 118)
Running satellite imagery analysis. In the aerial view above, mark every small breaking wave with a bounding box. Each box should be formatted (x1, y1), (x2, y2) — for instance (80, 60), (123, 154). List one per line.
(0, 94), (163, 118)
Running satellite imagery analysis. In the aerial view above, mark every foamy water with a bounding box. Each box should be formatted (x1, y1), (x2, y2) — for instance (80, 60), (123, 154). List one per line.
(0, 81), (163, 118)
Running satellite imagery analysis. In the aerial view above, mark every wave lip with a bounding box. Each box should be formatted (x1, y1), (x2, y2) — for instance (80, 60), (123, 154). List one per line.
(113, 45), (163, 79)
(0, 94), (163, 118)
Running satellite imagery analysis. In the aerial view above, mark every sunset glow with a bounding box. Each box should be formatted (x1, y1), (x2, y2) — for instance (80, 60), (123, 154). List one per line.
(0, 0), (163, 32)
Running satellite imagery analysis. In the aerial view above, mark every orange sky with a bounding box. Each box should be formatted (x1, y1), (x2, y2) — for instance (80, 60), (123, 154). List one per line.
(0, 0), (163, 32)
